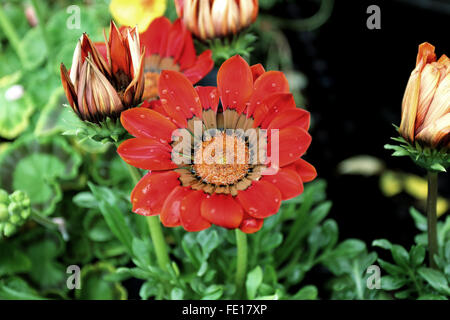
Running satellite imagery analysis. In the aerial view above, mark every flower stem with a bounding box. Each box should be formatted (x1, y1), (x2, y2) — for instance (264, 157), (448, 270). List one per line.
(426, 171), (438, 269)
(235, 229), (248, 296)
(124, 162), (171, 271)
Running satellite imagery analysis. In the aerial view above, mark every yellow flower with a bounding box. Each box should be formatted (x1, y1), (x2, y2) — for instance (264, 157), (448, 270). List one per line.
(109, 0), (167, 31)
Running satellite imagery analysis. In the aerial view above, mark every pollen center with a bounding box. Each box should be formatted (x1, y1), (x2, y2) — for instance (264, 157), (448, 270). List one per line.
(193, 133), (249, 185)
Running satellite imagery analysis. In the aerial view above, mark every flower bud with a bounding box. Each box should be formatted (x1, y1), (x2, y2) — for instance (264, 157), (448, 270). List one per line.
(175, 0), (259, 40)
(3, 223), (16, 237)
(0, 204), (8, 222)
(60, 21), (145, 124)
(399, 42), (450, 149)
(0, 189), (8, 203)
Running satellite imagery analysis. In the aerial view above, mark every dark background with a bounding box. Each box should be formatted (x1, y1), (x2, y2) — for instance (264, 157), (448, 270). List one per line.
(273, 0), (450, 247)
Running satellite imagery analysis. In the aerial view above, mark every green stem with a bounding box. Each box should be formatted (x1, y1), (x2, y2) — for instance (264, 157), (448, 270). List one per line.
(0, 5), (27, 65)
(31, 210), (59, 230)
(426, 171), (438, 269)
(147, 214), (170, 271)
(235, 229), (248, 296)
(124, 162), (171, 271)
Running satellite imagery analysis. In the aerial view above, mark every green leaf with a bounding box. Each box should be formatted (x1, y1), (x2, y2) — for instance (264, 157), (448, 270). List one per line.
(0, 243), (31, 277)
(418, 294), (448, 300)
(417, 267), (450, 295)
(409, 207), (427, 231)
(0, 276), (44, 300)
(409, 245), (426, 267)
(329, 239), (366, 258)
(35, 88), (79, 137)
(171, 288), (184, 300)
(73, 192), (98, 209)
(291, 285), (318, 300)
(197, 229), (221, 259)
(76, 263), (127, 300)
(372, 239), (392, 250)
(19, 28), (47, 70)
(201, 285), (223, 300)
(88, 183), (134, 253)
(0, 74), (34, 139)
(0, 135), (82, 215)
(391, 245), (410, 268)
(25, 239), (66, 289)
(131, 237), (151, 266)
(381, 275), (406, 290)
(246, 266), (263, 300)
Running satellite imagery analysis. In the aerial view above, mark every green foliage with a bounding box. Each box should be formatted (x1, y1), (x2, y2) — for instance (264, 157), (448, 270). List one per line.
(385, 133), (449, 172)
(371, 207), (450, 300)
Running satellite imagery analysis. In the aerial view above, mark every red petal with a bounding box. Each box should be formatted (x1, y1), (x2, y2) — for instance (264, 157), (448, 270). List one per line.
(140, 16), (172, 56)
(196, 86), (219, 112)
(267, 108), (310, 131)
(217, 55), (253, 113)
(177, 28), (196, 69)
(159, 70), (202, 127)
(268, 126), (312, 167)
(201, 194), (244, 229)
(262, 167), (304, 200)
(292, 158), (317, 182)
(247, 71), (290, 117)
(160, 186), (191, 227)
(108, 21), (130, 76)
(130, 171), (181, 216)
(250, 63), (265, 82)
(180, 190), (211, 231)
(253, 93), (296, 128)
(94, 42), (107, 61)
(117, 138), (177, 170)
(236, 180), (281, 219)
(239, 215), (264, 234)
(141, 99), (169, 117)
(182, 50), (214, 84)
(163, 19), (185, 61)
(121, 107), (177, 142)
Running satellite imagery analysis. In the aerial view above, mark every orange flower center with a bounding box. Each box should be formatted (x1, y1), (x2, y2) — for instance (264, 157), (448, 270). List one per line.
(193, 132), (249, 185)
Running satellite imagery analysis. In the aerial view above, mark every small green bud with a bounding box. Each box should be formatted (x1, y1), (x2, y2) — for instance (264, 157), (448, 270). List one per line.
(0, 189), (8, 203)
(3, 222), (16, 237)
(21, 197), (31, 207)
(9, 190), (26, 203)
(21, 208), (31, 219)
(9, 214), (21, 225)
(0, 204), (8, 222)
(8, 202), (21, 216)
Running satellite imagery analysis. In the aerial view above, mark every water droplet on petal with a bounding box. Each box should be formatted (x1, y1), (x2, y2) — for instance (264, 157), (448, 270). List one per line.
(161, 89), (168, 95)
(176, 106), (181, 111)
(271, 82), (277, 88)
(225, 89), (231, 94)
(140, 114), (145, 119)
(160, 98), (167, 104)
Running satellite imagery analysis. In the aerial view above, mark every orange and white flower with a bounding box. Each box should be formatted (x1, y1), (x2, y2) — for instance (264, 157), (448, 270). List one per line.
(60, 22), (145, 123)
(175, 0), (259, 40)
(400, 42), (450, 148)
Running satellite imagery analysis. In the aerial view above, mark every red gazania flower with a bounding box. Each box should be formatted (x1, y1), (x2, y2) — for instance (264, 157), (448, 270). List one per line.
(117, 55), (316, 234)
(139, 16), (214, 101)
